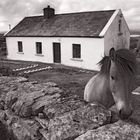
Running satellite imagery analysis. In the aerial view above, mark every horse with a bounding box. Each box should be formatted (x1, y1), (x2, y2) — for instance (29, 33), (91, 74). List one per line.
(84, 48), (136, 119)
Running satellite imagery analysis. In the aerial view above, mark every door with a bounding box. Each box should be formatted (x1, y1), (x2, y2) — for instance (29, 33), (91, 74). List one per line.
(53, 43), (61, 63)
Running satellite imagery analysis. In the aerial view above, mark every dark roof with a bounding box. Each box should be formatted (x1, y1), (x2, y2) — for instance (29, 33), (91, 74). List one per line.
(6, 10), (115, 37)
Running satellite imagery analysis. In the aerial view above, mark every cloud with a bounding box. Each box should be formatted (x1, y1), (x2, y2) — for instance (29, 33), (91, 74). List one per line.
(0, 0), (140, 32)
(0, 0), (62, 31)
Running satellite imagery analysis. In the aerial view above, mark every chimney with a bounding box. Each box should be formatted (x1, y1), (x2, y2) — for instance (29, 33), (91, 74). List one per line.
(43, 5), (55, 18)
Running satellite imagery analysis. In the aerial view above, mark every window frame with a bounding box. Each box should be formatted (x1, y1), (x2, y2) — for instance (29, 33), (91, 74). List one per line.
(118, 19), (122, 33)
(36, 42), (42, 54)
(17, 41), (23, 53)
(72, 44), (81, 59)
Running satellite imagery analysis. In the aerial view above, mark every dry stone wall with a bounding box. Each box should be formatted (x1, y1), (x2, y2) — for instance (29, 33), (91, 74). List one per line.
(0, 76), (140, 140)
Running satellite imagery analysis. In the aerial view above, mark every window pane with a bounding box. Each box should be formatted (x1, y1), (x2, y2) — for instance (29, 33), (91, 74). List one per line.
(73, 44), (81, 58)
(119, 19), (121, 32)
(36, 42), (42, 54)
(18, 41), (23, 52)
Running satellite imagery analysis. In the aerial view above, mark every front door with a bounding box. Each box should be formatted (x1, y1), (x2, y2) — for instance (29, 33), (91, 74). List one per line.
(53, 43), (61, 63)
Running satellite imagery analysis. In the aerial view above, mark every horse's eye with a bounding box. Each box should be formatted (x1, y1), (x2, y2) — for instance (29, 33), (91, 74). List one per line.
(111, 76), (115, 80)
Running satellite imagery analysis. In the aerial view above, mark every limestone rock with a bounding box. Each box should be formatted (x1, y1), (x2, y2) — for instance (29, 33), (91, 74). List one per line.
(11, 119), (41, 140)
(0, 110), (6, 120)
(3, 109), (41, 140)
(44, 104), (111, 140)
(0, 120), (18, 140)
(35, 117), (49, 129)
(32, 93), (61, 116)
(43, 96), (85, 119)
(75, 120), (140, 140)
(128, 94), (140, 124)
(0, 76), (63, 118)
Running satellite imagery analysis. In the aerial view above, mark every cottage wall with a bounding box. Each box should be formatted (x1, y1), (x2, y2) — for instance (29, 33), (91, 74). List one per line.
(6, 37), (104, 70)
(104, 10), (130, 55)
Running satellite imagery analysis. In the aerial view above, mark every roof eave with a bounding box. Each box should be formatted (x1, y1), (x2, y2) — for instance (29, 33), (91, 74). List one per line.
(5, 35), (104, 38)
(4, 17), (26, 37)
(99, 9), (120, 37)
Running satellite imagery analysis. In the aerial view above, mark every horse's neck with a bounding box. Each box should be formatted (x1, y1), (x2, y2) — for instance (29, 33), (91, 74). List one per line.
(98, 73), (110, 93)
(84, 73), (115, 109)
(98, 73), (110, 85)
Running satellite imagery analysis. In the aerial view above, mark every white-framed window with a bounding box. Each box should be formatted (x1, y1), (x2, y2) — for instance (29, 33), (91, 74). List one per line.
(17, 41), (23, 52)
(72, 44), (81, 58)
(36, 42), (42, 54)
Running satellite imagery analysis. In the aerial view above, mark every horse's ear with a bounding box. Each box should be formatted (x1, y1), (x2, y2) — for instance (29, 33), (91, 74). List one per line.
(109, 48), (116, 61)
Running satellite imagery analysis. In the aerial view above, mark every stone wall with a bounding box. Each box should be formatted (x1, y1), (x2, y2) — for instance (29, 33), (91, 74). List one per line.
(0, 76), (140, 140)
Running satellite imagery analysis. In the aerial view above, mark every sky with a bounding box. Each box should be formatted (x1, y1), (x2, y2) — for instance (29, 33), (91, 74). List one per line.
(0, 0), (140, 33)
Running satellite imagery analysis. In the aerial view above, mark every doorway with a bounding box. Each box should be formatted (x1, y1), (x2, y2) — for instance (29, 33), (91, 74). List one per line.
(53, 43), (61, 63)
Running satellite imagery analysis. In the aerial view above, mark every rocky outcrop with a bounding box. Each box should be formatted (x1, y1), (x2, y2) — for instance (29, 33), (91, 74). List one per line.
(0, 76), (112, 140)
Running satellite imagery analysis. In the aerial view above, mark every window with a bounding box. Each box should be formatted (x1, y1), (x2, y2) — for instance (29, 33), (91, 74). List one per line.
(17, 41), (23, 52)
(36, 42), (42, 54)
(118, 19), (122, 33)
(72, 44), (81, 58)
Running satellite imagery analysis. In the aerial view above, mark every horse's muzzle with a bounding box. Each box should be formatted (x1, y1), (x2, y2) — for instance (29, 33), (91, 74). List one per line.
(118, 109), (133, 120)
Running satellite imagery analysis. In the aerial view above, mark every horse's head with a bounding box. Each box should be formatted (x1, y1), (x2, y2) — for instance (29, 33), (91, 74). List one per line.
(109, 48), (136, 119)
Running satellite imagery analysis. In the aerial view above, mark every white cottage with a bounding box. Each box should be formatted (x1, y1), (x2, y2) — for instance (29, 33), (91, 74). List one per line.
(5, 6), (130, 70)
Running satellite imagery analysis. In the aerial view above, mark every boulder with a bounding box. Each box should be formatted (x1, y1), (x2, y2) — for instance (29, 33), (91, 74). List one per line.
(43, 96), (86, 119)
(128, 94), (140, 124)
(11, 118), (41, 140)
(75, 120), (140, 140)
(0, 77), (63, 117)
(43, 104), (111, 140)
(1, 109), (41, 140)
(32, 93), (61, 116)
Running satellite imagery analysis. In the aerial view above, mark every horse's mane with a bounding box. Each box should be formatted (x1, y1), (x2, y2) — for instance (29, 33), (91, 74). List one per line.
(98, 48), (137, 75)
(98, 56), (111, 74)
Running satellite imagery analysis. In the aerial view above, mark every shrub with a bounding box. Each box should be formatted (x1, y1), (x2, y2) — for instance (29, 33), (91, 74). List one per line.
(0, 66), (17, 76)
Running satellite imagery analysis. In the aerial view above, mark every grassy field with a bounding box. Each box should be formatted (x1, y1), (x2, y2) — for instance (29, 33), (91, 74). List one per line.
(0, 59), (140, 99)
(0, 60), (98, 98)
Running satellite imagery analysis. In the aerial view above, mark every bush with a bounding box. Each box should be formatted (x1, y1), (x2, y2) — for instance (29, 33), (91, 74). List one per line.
(0, 66), (17, 76)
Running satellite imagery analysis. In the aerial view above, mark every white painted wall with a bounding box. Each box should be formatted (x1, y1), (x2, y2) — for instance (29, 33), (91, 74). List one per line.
(61, 37), (104, 70)
(6, 37), (104, 70)
(104, 10), (130, 55)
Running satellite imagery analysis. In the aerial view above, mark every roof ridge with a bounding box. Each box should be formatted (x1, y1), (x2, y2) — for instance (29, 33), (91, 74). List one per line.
(25, 9), (116, 19)
(55, 9), (116, 16)
(25, 15), (43, 18)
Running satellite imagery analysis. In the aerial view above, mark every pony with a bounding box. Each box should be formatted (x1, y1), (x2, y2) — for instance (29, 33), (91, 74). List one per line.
(84, 48), (136, 119)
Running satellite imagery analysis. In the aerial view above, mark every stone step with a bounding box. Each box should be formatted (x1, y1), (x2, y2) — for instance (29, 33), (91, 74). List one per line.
(23, 66), (52, 74)
(13, 64), (38, 72)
